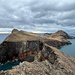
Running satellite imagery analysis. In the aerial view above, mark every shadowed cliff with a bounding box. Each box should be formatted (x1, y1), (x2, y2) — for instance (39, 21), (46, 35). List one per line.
(0, 43), (75, 75)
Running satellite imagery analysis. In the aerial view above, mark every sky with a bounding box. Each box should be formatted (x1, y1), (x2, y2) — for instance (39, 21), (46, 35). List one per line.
(0, 0), (75, 33)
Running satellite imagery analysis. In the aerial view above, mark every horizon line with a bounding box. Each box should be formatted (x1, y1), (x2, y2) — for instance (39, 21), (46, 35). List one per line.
(0, 31), (49, 34)
(0, 32), (11, 34)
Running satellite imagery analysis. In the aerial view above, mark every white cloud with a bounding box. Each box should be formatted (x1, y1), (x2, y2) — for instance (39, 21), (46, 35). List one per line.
(0, 0), (75, 33)
(0, 28), (13, 32)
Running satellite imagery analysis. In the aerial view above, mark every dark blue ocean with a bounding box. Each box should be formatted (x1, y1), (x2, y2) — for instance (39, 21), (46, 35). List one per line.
(0, 34), (10, 43)
(0, 33), (75, 71)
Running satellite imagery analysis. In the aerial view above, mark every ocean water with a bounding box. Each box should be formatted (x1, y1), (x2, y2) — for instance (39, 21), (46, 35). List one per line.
(0, 34), (10, 43)
(0, 61), (19, 71)
(58, 39), (75, 57)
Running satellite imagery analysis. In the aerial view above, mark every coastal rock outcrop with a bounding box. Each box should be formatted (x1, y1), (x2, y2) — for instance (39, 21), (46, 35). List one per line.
(0, 29), (75, 75)
(5, 29), (71, 46)
(55, 30), (75, 39)
(45, 39), (71, 47)
(0, 44), (75, 75)
(44, 30), (75, 42)
(0, 40), (71, 64)
(0, 40), (43, 63)
(0, 29), (71, 63)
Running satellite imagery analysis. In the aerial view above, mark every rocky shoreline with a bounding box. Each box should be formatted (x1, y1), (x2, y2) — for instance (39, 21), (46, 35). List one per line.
(0, 29), (75, 75)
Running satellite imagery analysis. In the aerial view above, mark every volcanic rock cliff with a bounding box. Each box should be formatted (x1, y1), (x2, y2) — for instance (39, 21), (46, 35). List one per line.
(0, 29), (75, 75)
(0, 44), (75, 75)
(0, 29), (71, 63)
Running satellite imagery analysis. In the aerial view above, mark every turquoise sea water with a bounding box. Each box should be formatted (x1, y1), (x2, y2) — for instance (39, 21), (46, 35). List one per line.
(58, 39), (75, 57)
(0, 61), (19, 71)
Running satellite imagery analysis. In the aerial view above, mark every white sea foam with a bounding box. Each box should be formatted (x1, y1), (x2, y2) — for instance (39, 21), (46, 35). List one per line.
(19, 62), (23, 65)
(0, 63), (3, 65)
(12, 66), (16, 69)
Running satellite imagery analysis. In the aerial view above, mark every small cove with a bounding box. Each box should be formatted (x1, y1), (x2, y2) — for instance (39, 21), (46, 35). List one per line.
(0, 61), (19, 71)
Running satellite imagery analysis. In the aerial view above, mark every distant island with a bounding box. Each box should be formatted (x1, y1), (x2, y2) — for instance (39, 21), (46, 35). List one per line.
(0, 29), (75, 75)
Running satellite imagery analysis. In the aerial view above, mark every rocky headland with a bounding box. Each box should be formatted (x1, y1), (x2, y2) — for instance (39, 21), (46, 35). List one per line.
(5, 29), (72, 47)
(0, 29), (75, 75)
(44, 30), (75, 42)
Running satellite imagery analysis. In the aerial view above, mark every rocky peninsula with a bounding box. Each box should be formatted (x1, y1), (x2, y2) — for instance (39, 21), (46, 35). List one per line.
(44, 30), (75, 41)
(0, 29), (75, 75)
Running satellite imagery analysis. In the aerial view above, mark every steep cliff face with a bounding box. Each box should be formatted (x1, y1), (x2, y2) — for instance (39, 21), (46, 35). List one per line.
(0, 29), (72, 64)
(0, 41), (22, 63)
(0, 40), (71, 64)
(0, 44), (75, 75)
(45, 39), (71, 47)
(0, 40), (44, 63)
